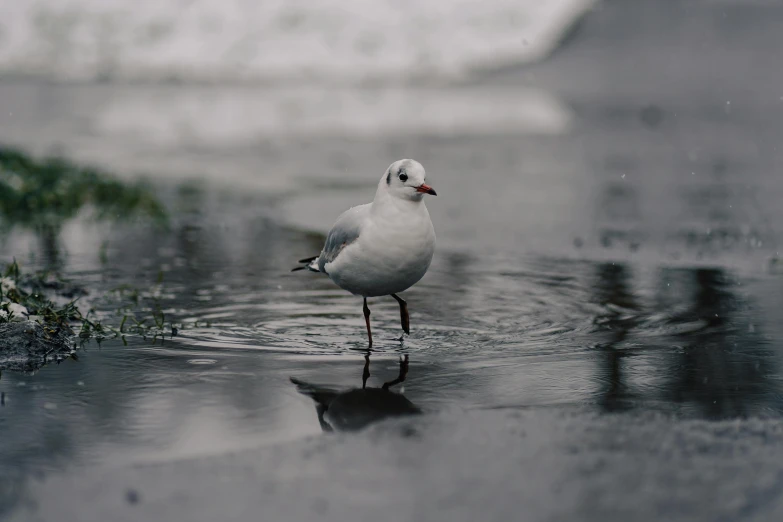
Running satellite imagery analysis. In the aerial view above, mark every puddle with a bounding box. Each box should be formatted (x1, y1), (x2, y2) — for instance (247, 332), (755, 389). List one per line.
(2, 2), (783, 519)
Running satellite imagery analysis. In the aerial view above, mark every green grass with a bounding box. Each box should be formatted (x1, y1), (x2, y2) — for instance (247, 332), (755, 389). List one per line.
(0, 145), (169, 266)
(0, 145), (168, 232)
(1, 260), (177, 347)
(0, 146), (175, 346)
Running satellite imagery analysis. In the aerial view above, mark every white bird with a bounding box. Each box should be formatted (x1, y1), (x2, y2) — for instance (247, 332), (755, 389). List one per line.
(293, 159), (437, 347)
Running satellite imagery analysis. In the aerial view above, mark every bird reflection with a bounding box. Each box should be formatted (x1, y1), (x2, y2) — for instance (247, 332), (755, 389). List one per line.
(290, 354), (421, 432)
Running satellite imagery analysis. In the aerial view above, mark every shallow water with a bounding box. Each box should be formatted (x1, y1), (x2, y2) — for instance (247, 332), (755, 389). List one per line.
(1, 185), (782, 518)
(3, 1), (783, 520)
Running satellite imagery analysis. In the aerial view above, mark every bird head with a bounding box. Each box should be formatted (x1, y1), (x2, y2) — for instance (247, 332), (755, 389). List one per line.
(382, 159), (436, 201)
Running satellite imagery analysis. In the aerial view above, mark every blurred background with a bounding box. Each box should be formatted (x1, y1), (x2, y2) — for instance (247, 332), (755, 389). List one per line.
(2, 1), (783, 521)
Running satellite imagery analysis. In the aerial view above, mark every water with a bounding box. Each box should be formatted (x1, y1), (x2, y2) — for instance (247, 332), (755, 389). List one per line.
(3, 1), (783, 520)
(2, 223), (782, 519)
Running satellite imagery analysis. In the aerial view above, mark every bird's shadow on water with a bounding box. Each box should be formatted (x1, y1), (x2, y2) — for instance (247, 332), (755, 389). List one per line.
(290, 354), (421, 432)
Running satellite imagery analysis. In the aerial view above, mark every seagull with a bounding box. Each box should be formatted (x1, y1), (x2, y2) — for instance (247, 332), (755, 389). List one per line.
(293, 159), (436, 347)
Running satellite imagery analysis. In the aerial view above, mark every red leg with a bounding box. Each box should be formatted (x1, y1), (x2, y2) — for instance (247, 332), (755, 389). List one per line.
(391, 294), (410, 335)
(363, 298), (373, 347)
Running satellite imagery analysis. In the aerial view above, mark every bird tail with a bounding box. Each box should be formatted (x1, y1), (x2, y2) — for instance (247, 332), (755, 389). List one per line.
(291, 256), (321, 273)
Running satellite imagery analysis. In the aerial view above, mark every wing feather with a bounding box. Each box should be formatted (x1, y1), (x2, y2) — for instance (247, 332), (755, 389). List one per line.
(317, 203), (370, 274)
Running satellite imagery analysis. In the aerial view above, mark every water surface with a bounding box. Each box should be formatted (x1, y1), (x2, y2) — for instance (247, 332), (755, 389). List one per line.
(3, 2), (783, 520)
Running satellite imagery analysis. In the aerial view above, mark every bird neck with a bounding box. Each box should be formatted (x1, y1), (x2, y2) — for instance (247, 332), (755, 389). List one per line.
(372, 186), (424, 218)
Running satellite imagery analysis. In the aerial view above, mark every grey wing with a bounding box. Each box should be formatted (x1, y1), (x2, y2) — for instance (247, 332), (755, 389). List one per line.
(318, 203), (370, 274)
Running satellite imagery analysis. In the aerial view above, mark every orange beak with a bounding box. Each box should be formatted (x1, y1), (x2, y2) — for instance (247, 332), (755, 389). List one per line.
(416, 183), (437, 196)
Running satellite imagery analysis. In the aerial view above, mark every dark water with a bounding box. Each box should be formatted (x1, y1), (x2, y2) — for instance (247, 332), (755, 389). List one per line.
(3, 2), (783, 521)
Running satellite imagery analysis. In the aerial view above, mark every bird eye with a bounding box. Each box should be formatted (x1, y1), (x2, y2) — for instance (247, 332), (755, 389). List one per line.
(399, 172), (408, 182)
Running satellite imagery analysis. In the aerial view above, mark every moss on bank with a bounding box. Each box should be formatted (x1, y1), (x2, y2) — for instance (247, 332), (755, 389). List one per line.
(1, 259), (177, 373)
(0, 147), (175, 372)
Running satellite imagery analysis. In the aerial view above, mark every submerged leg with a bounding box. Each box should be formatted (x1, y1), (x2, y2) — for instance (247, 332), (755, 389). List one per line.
(391, 293), (410, 335)
(363, 297), (373, 348)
